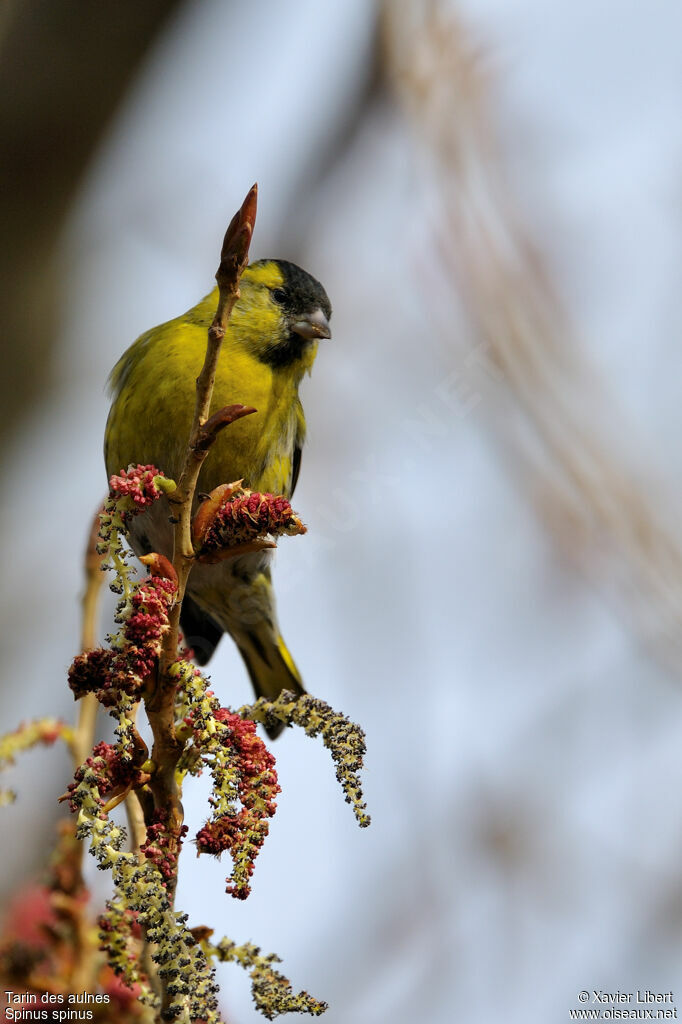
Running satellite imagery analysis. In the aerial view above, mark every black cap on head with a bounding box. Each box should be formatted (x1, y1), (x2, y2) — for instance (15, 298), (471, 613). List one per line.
(273, 260), (332, 321)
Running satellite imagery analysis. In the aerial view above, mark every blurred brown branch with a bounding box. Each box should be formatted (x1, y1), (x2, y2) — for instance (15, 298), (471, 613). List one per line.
(382, 1), (682, 668)
(0, 0), (184, 452)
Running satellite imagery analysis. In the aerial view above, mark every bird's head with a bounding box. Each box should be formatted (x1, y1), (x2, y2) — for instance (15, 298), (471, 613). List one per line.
(228, 259), (332, 373)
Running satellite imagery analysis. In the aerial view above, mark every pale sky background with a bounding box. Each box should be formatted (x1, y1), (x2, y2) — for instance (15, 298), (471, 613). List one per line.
(2, 2), (682, 1022)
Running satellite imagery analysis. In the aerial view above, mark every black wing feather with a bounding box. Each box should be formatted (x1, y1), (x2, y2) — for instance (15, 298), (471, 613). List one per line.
(290, 445), (302, 498)
(180, 594), (224, 666)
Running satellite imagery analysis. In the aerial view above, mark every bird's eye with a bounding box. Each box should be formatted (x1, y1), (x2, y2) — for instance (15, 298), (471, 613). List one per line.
(271, 287), (288, 305)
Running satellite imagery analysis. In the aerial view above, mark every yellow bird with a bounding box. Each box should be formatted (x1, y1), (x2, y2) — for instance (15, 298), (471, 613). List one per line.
(104, 259), (331, 734)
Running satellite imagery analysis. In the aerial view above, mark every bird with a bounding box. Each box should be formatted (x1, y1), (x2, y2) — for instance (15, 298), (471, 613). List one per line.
(104, 258), (332, 735)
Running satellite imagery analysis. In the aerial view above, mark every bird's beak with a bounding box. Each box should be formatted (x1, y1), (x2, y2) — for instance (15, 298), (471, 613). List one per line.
(291, 308), (332, 341)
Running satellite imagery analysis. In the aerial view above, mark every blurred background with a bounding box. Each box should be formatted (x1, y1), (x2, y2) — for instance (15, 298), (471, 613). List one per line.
(2, 0), (682, 1021)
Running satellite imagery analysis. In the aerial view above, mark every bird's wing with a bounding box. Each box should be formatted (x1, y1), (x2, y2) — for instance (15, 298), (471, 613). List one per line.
(290, 444), (302, 499)
(289, 398), (306, 499)
(180, 594), (224, 665)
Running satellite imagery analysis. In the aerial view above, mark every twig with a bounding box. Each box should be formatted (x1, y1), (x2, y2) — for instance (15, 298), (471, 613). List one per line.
(125, 788), (150, 855)
(194, 403), (257, 453)
(142, 185), (258, 1017)
(154, 183), (258, 705)
(59, 512), (106, 996)
(196, 536), (277, 565)
(70, 508), (106, 767)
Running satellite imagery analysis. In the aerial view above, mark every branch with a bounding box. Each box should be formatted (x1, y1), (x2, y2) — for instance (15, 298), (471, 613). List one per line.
(194, 403), (257, 453)
(142, 185), (257, 1017)
(156, 183), (258, 694)
(70, 506), (107, 768)
(148, 178), (256, 769)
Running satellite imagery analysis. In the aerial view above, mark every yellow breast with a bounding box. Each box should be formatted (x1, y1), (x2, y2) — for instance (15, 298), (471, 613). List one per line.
(105, 313), (301, 498)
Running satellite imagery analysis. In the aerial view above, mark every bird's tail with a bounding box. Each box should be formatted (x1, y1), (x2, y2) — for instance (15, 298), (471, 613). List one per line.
(234, 625), (305, 739)
(185, 565), (305, 739)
